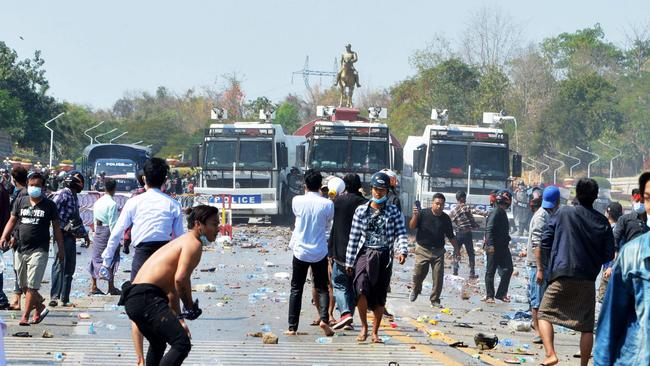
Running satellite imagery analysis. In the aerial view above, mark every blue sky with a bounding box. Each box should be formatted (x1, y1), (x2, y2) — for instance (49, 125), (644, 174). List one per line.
(2, 0), (647, 109)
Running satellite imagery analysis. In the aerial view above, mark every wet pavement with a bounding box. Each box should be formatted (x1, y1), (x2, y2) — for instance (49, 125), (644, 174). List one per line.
(2, 225), (590, 365)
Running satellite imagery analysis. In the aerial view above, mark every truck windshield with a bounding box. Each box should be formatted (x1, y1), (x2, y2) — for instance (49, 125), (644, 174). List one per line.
(95, 159), (136, 176)
(470, 145), (508, 179)
(427, 144), (467, 177)
(204, 140), (273, 169)
(350, 140), (388, 170)
(204, 141), (236, 168)
(310, 139), (347, 169)
(239, 140), (273, 168)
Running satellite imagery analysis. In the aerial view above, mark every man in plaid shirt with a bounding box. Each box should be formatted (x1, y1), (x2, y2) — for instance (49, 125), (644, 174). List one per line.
(50, 172), (89, 307)
(345, 172), (408, 343)
(449, 191), (486, 278)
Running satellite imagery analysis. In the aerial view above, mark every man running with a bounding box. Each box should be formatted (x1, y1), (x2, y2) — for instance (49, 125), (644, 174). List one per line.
(102, 157), (184, 366)
(121, 205), (217, 366)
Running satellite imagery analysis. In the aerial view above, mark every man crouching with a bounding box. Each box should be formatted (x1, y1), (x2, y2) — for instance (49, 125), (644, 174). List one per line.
(119, 205), (218, 366)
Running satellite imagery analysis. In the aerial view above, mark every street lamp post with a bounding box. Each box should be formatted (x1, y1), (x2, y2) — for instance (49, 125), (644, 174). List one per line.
(557, 151), (581, 177)
(598, 140), (622, 180)
(94, 128), (118, 143)
(44, 113), (66, 169)
(544, 154), (565, 185)
(576, 146), (600, 178)
(109, 131), (128, 144)
(132, 140), (143, 145)
(84, 121), (105, 145)
(522, 159), (537, 183)
(530, 158), (549, 184)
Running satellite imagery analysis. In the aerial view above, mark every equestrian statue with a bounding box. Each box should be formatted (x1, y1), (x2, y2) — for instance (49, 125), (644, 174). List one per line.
(335, 44), (361, 108)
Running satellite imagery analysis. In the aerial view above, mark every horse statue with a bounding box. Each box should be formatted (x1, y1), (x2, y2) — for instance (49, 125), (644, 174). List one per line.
(335, 44), (361, 108)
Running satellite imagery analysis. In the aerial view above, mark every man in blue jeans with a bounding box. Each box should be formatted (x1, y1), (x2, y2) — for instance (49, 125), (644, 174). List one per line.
(50, 172), (90, 307)
(328, 173), (366, 330)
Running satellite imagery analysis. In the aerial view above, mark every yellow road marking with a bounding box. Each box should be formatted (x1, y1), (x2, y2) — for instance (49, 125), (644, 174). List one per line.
(405, 318), (511, 366)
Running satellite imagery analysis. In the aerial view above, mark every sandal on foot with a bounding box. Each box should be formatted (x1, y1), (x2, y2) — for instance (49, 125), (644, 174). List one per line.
(450, 341), (468, 348)
(89, 288), (105, 296)
(108, 288), (122, 296)
(31, 308), (49, 324)
(356, 333), (368, 342)
(19, 321), (30, 326)
(12, 331), (32, 337)
(371, 336), (384, 344)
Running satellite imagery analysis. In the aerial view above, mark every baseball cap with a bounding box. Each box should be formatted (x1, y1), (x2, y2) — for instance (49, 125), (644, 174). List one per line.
(541, 186), (560, 209)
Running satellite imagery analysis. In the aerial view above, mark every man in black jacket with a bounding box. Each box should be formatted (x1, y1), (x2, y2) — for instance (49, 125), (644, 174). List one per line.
(613, 187), (649, 248)
(328, 174), (366, 330)
(538, 178), (615, 366)
(484, 190), (513, 303)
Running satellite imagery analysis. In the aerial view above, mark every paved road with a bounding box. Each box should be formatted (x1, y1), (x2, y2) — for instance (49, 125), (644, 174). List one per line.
(2, 225), (589, 365)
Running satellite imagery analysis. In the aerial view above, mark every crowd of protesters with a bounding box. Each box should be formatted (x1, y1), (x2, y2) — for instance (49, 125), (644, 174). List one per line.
(1, 159), (649, 365)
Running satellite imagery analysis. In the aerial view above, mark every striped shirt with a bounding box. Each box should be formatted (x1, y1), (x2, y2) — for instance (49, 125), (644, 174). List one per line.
(449, 203), (477, 231)
(345, 202), (408, 268)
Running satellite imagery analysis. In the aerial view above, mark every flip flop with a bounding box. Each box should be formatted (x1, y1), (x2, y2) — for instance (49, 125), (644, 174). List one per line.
(19, 321), (30, 326)
(454, 322), (473, 328)
(310, 320), (320, 326)
(356, 333), (368, 342)
(449, 341), (468, 348)
(31, 308), (50, 324)
(89, 288), (105, 296)
(108, 288), (122, 296)
(12, 331), (32, 337)
(371, 336), (384, 344)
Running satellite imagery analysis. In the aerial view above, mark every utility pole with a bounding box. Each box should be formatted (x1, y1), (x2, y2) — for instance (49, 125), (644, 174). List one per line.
(292, 55), (338, 100)
(84, 121), (105, 145)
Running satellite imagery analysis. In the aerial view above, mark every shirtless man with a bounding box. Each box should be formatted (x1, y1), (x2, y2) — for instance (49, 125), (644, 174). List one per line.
(119, 205), (219, 366)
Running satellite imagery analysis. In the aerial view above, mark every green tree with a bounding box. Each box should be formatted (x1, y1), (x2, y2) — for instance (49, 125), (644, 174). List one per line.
(275, 102), (301, 134)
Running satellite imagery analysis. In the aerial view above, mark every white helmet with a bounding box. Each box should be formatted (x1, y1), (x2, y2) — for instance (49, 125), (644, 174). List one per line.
(327, 176), (345, 198)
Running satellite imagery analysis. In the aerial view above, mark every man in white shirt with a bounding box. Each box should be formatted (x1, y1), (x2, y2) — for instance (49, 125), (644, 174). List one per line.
(285, 169), (335, 337)
(101, 157), (184, 366)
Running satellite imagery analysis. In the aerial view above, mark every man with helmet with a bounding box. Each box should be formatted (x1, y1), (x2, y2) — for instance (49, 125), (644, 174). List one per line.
(380, 168), (401, 212)
(513, 181), (530, 236)
(345, 171), (408, 343)
(484, 190), (513, 303)
(50, 171), (90, 307)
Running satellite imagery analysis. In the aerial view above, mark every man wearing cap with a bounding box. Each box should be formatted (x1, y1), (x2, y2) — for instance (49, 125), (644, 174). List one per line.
(346, 171), (408, 343)
(526, 186), (560, 344)
(50, 171), (90, 307)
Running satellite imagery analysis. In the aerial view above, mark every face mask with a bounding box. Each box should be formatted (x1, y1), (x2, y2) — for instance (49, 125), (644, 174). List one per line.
(633, 202), (645, 214)
(27, 186), (42, 198)
(372, 195), (388, 205)
(199, 228), (212, 246)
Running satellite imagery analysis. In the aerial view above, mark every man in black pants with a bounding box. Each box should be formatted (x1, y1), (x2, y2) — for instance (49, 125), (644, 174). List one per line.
(484, 190), (513, 303)
(122, 205), (217, 366)
(102, 158), (184, 366)
(449, 191), (484, 278)
(285, 170), (334, 337)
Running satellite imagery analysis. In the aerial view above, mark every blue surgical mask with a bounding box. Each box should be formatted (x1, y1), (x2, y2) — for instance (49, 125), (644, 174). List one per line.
(27, 186), (42, 198)
(199, 229), (212, 246)
(633, 202), (645, 214)
(372, 195), (388, 205)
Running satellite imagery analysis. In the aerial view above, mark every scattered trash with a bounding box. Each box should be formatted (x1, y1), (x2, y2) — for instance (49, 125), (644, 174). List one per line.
(389, 322), (398, 328)
(273, 272), (290, 280)
(428, 319), (438, 325)
(440, 308), (452, 315)
(502, 311), (532, 320)
(501, 338), (514, 347)
(200, 267), (216, 272)
(264, 261), (278, 267)
(474, 333), (498, 350)
(106, 324), (117, 330)
(42, 330), (54, 338)
(511, 295), (527, 303)
(247, 332), (263, 337)
(78, 313), (91, 319)
(54, 352), (66, 361)
(508, 320), (532, 332)
(261, 325), (271, 332)
(12, 332), (32, 337)
(88, 322), (96, 335)
(453, 322), (473, 329)
(315, 337), (332, 344)
(262, 332), (279, 344)
(194, 283), (216, 292)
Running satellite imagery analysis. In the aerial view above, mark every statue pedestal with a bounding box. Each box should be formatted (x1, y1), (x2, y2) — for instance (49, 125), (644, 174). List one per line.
(332, 108), (359, 121)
